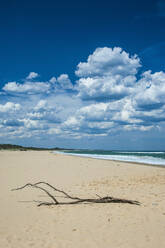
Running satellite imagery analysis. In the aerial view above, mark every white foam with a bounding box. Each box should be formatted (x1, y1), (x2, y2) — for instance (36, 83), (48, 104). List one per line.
(54, 151), (165, 166)
(119, 151), (165, 154)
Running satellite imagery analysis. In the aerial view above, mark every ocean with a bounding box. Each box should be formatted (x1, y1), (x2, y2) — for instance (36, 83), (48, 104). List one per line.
(55, 150), (165, 166)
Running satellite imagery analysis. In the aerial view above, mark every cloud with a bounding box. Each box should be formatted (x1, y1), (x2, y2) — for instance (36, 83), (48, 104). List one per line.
(0, 102), (21, 112)
(56, 74), (73, 89)
(26, 72), (39, 80)
(34, 100), (47, 110)
(28, 100), (61, 123)
(77, 103), (110, 121)
(75, 47), (140, 101)
(135, 70), (165, 110)
(75, 47), (141, 77)
(3, 81), (51, 94)
(76, 75), (136, 101)
(49, 77), (56, 84)
(62, 101), (124, 136)
(2, 73), (73, 95)
(62, 73), (165, 136)
(2, 119), (24, 127)
(62, 112), (114, 137)
(20, 118), (45, 130)
(0, 46), (165, 143)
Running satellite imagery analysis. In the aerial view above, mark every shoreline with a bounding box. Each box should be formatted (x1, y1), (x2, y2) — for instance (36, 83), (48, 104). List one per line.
(1, 149), (165, 168)
(53, 151), (165, 169)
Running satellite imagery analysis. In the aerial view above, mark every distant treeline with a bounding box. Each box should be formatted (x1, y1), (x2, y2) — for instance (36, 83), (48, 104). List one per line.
(0, 144), (64, 151)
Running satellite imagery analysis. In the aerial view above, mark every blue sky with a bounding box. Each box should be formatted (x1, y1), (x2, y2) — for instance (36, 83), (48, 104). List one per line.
(0, 0), (165, 150)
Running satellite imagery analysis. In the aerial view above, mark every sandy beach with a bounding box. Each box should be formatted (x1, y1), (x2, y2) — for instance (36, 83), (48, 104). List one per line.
(0, 150), (165, 248)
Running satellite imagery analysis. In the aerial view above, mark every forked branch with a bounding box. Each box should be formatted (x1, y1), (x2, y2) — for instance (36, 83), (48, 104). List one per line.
(12, 181), (140, 207)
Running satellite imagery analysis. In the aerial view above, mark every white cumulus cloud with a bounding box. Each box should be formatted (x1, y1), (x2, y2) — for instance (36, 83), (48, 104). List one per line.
(26, 72), (39, 80)
(76, 75), (136, 101)
(56, 74), (73, 89)
(75, 47), (141, 77)
(0, 102), (21, 112)
(49, 77), (56, 84)
(75, 47), (140, 101)
(135, 70), (165, 109)
(1, 46), (165, 142)
(3, 81), (50, 94)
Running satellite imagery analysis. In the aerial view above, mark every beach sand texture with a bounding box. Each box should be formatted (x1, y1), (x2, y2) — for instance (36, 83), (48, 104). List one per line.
(0, 150), (165, 248)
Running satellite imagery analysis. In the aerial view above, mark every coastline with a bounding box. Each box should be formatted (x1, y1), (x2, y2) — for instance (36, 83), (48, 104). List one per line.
(53, 151), (165, 169)
(0, 150), (165, 248)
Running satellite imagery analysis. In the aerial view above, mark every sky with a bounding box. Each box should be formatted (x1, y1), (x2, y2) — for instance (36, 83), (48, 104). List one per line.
(0, 0), (165, 150)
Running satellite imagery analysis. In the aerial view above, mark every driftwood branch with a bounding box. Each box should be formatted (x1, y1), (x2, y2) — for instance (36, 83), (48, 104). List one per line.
(12, 181), (140, 207)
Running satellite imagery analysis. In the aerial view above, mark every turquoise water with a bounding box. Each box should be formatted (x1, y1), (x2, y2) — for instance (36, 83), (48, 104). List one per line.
(56, 150), (165, 166)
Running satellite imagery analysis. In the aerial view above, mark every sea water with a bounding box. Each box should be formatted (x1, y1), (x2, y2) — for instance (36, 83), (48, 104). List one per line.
(55, 150), (165, 166)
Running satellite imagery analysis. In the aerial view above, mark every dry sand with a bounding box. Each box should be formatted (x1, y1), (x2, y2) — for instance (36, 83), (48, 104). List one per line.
(0, 150), (165, 248)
